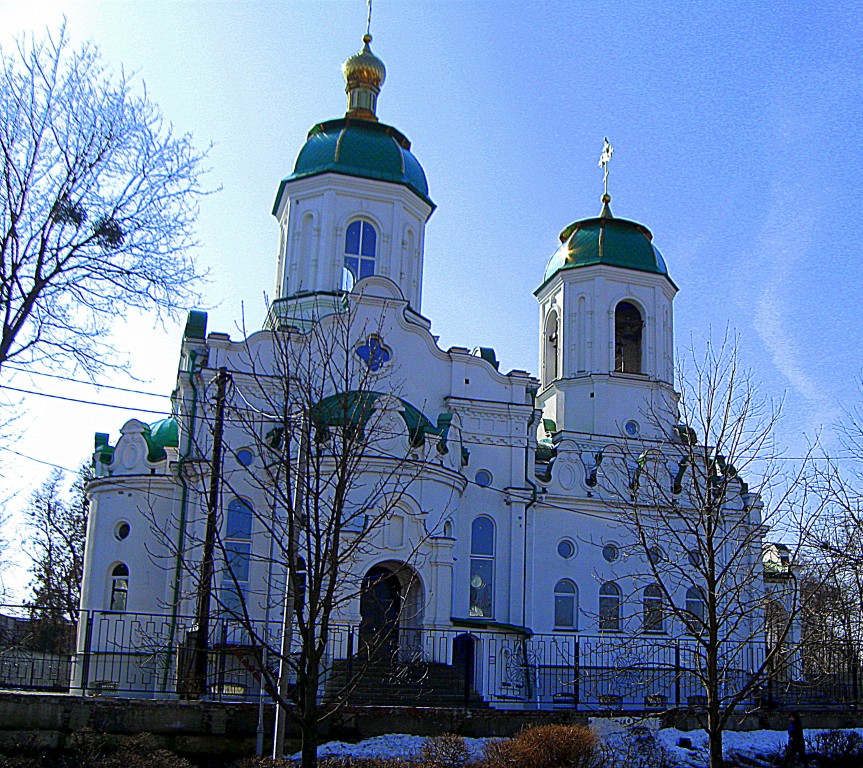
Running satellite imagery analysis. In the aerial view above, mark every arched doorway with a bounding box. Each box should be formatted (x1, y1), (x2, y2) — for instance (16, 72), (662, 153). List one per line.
(360, 566), (401, 658)
(453, 633), (478, 704)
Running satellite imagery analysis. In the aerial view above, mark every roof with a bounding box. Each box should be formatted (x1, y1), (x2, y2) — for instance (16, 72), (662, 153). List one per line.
(540, 213), (675, 288)
(274, 118), (433, 213)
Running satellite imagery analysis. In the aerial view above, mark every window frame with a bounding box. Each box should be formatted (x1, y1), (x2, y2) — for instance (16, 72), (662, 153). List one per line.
(469, 516), (495, 618)
(553, 578), (578, 629)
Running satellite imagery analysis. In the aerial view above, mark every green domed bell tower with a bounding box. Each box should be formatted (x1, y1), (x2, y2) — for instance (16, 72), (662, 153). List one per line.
(269, 34), (435, 325)
(535, 170), (678, 441)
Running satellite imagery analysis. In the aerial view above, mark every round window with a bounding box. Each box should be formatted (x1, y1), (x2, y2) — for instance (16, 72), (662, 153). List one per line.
(688, 550), (703, 568)
(624, 420), (640, 437)
(602, 543), (620, 563)
(237, 448), (254, 467)
(557, 539), (576, 559)
(648, 546), (665, 565)
(474, 469), (493, 488)
(115, 521), (131, 541)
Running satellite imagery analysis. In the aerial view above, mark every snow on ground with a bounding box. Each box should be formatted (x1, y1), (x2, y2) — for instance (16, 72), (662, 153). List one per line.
(292, 726), (863, 767)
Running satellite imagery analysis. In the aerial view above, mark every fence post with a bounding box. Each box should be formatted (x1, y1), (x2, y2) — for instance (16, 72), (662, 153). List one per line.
(346, 625), (355, 699)
(852, 653), (859, 708)
(674, 640), (681, 708)
(79, 612), (94, 695)
(573, 638), (580, 709)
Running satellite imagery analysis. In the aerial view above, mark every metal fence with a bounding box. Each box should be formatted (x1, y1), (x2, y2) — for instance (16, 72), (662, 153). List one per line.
(0, 607), (859, 710)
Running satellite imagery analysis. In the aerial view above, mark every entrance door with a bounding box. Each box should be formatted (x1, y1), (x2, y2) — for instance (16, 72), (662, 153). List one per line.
(359, 566), (401, 658)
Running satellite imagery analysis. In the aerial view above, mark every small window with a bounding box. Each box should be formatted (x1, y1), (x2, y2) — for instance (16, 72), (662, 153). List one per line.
(602, 543), (620, 563)
(648, 546), (665, 566)
(688, 549), (703, 569)
(470, 516), (495, 618)
(114, 521), (131, 541)
(110, 563), (129, 611)
(474, 469), (493, 488)
(643, 584), (664, 633)
(554, 579), (578, 628)
(226, 498), (253, 540)
(685, 587), (706, 634)
(236, 448), (254, 467)
(344, 220), (377, 283)
(599, 581), (621, 631)
(557, 539), (576, 559)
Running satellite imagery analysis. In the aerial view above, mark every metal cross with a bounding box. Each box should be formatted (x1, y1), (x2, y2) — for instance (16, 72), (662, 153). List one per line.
(366, 0), (373, 37)
(598, 137), (614, 197)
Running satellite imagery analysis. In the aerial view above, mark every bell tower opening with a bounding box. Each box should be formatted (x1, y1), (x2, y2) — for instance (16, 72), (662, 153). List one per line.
(615, 301), (643, 374)
(543, 309), (560, 385)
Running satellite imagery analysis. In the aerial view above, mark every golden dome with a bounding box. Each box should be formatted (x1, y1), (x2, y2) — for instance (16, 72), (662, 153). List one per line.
(342, 34), (386, 90)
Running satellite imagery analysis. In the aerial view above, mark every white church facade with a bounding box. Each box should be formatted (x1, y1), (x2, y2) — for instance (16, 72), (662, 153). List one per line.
(76, 33), (774, 709)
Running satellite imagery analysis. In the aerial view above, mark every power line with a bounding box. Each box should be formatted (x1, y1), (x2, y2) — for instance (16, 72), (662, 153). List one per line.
(3, 364), (172, 399)
(0, 384), (172, 416)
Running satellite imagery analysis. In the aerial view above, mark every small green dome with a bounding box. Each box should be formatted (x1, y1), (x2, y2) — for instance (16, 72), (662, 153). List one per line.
(145, 417), (179, 462)
(541, 213), (671, 286)
(275, 118), (432, 212)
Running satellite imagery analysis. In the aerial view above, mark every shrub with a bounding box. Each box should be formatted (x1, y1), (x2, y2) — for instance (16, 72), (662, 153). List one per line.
(96, 733), (191, 768)
(482, 725), (600, 768)
(419, 735), (472, 768)
(809, 729), (863, 766)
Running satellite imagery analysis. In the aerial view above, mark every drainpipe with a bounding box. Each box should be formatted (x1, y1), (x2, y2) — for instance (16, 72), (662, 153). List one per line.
(162, 350), (200, 693)
(522, 387), (540, 635)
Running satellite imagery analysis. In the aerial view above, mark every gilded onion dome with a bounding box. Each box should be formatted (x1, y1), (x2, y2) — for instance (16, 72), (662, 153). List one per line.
(342, 34), (386, 120)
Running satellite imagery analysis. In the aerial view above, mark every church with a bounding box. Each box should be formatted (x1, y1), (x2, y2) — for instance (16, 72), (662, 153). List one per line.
(76, 31), (772, 709)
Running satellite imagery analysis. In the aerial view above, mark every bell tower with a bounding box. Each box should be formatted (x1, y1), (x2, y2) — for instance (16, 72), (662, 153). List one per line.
(268, 33), (434, 327)
(535, 148), (678, 441)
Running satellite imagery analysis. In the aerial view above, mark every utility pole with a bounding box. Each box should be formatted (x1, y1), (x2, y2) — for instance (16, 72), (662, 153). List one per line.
(273, 414), (308, 758)
(190, 366), (230, 697)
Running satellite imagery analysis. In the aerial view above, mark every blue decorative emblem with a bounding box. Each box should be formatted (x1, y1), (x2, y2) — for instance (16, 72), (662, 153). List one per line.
(356, 335), (391, 372)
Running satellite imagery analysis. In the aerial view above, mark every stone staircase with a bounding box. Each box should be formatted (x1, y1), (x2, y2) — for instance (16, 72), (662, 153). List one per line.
(325, 658), (488, 707)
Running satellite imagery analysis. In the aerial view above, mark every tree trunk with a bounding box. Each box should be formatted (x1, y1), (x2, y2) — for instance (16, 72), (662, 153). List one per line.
(300, 665), (321, 768)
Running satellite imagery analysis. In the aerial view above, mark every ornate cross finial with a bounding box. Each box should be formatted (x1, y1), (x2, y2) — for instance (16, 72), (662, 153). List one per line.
(598, 137), (614, 198)
(366, 0), (373, 37)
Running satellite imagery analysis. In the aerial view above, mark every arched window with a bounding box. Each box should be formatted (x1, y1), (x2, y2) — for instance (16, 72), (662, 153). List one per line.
(599, 581), (621, 631)
(643, 584), (664, 633)
(615, 301), (643, 373)
(344, 220), (377, 285)
(469, 516), (495, 618)
(554, 579), (578, 629)
(685, 587), (706, 634)
(222, 498), (254, 616)
(543, 310), (559, 384)
(110, 563), (129, 611)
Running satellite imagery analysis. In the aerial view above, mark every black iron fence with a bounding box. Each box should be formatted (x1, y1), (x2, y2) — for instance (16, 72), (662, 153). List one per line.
(0, 606), (859, 711)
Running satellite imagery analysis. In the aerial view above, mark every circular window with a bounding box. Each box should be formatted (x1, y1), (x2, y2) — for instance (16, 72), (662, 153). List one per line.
(557, 539), (576, 559)
(474, 469), (493, 488)
(115, 521), (131, 541)
(602, 543), (620, 563)
(624, 420), (640, 437)
(688, 550), (703, 568)
(236, 448), (254, 467)
(648, 546), (665, 565)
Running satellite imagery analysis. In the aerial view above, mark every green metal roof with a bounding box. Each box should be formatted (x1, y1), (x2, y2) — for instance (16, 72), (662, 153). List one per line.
(540, 214), (674, 288)
(144, 417), (179, 462)
(273, 118), (433, 214)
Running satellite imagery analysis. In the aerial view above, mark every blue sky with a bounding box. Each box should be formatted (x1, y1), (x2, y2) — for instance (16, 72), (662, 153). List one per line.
(1, 0), (861, 596)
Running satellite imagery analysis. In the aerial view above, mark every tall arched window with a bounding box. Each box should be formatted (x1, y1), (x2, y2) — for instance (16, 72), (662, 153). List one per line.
(615, 301), (643, 373)
(599, 581), (621, 631)
(469, 516), (495, 618)
(222, 498), (253, 616)
(110, 563), (129, 611)
(554, 579), (578, 629)
(543, 310), (559, 384)
(643, 584), (664, 633)
(344, 220), (377, 285)
(685, 587), (706, 634)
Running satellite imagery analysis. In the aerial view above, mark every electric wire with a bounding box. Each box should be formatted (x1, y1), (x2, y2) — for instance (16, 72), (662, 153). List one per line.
(2, 364), (171, 398)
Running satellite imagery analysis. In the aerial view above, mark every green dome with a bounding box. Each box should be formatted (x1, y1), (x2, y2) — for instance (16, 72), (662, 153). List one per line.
(145, 417), (178, 462)
(541, 213), (672, 287)
(275, 118), (432, 212)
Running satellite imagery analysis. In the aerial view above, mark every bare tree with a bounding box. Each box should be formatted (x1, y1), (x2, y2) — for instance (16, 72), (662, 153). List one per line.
(0, 24), (207, 378)
(596, 336), (830, 768)
(25, 462), (90, 651)
(158, 299), (442, 767)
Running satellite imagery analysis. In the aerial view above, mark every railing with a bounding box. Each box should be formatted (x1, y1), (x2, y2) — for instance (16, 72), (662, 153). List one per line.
(0, 606), (859, 710)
